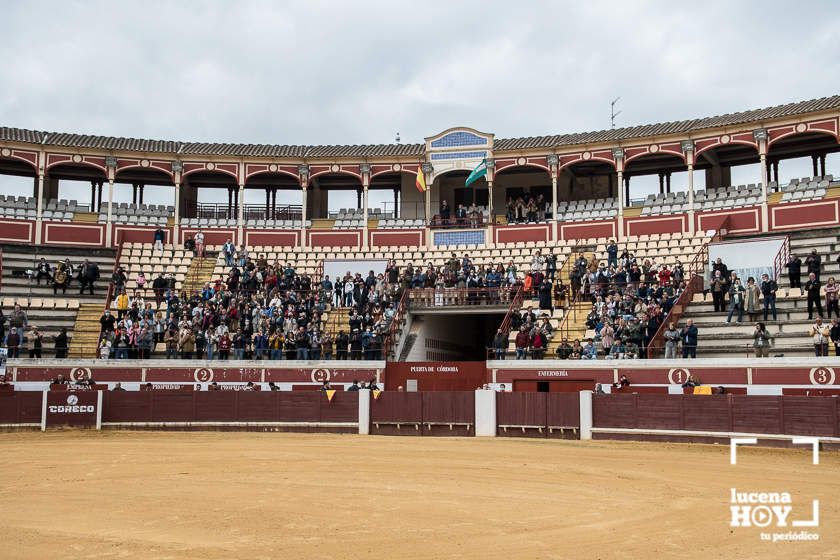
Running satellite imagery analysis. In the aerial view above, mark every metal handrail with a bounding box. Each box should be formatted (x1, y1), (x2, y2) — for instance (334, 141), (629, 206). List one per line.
(383, 287), (410, 359)
(646, 219), (730, 358)
(773, 235), (790, 281)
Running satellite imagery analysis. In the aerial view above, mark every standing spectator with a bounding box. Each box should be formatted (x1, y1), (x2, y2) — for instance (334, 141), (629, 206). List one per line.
(804, 272), (823, 320)
(194, 229), (205, 258)
(28, 327), (43, 358)
(760, 273), (777, 321)
(810, 317), (830, 357)
(153, 226), (166, 257)
(115, 290), (129, 320)
(335, 330), (349, 360)
(8, 304), (28, 344)
(178, 327), (196, 359)
(830, 318), (840, 357)
(825, 277), (839, 319)
(680, 319), (698, 359)
(514, 327), (530, 360)
(492, 329), (507, 359)
(744, 277), (761, 321)
(218, 331), (231, 360)
(79, 259), (100, 295)
(54, 327), (68, 359)
(786, 254), (802, 289)
(711, 257), (729, 281)
(6, 329), (21, 358)
(664, 322), (680, 359)
(439, 200), (451, 223)
(805, 249), (822, 282)
(164, 326), (178, 359)
(726, 278), (745, 323)
(606, 240), (618, 269)
(222, 239), (235, 267)
(710, 270), (727, 313)
(753, 322), (772, 358)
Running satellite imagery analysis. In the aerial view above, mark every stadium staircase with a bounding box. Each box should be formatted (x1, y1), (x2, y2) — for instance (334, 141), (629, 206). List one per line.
(678, 227), (840, 358)
(543, 249), (592, 354)
(325, 306), (351, 336)
(0, 244), (114, 356)
(182, 256), (217, 295)
(67, 304), (107, 358)
(504, 247), (582, 355)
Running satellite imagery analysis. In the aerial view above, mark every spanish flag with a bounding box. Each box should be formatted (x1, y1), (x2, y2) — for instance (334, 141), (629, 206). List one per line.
(415, 165), (427, 193)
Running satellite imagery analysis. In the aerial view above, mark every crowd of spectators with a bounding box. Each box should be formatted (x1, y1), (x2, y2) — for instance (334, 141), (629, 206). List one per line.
(508, 240), (692, 360)
(97, 248), (394, 360)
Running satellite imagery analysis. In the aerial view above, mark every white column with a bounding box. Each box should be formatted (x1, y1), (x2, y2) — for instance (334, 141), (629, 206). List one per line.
(759, 152), (770, 233)
(362, 186), (369, 249)
(300, 185), (308, 248)
(686, 164), (696, 234)
(424, 170), (432, 248)
(487, 179), (494, 219)
(358, 389), (371, 435)
(760, 153), (769, 195)
(616, 169), (625, 242)
(173, 181), (181, 245)
(474, 389), (497, 437)
(551, 174), (559, 240)
(755, 130), (770, 233)
(34, 172), (45, 244)
(237, 183), (245, 245)
(579, 390), (593, 440)
(105, 179), (115, 246)
(614, 149), (625, 242)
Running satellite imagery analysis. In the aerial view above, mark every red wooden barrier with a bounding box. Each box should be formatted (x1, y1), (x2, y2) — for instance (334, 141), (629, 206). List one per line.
(0, 392), (43, 426)
(369, 391), (474, 436)
(592, 394), (840, 442)
(496, 392), (580, 439)
(100, 391), (358, 431)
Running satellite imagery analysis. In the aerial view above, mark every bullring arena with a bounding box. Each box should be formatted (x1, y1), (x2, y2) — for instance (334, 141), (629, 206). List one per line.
(4, 74), (840, 558)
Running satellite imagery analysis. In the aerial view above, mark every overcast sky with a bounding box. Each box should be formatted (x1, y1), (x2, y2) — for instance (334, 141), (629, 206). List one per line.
(1, 0), (839, 208)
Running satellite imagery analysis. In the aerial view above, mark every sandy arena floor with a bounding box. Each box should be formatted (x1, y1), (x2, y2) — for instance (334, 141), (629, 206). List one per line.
(0, 431), (837, 560)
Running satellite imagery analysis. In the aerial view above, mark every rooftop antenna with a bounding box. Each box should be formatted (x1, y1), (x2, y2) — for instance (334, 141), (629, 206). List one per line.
(610, 97), (622, 129)
(395, 132), (401, 143)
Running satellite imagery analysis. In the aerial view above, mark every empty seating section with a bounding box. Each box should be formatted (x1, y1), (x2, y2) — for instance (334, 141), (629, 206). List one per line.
(99, 203), (172, 225)
(589, 230), (713, 269)
(556, 198), (617, 222)
(778, 175), (835, 202)
(188, 218), (312, 228)
(117, 243), (193, 293)
(0, 196), (76, 221)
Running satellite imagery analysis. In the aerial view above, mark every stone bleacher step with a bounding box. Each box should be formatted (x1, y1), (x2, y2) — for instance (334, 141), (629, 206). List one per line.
(67, 303), (106, 359)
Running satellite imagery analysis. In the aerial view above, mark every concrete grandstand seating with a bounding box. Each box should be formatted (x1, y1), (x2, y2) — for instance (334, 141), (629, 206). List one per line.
(97, 202), (173, 225)
(678, 226), (840, 358)
(779, 175), (835, 203)
(0, 244), (115, 353)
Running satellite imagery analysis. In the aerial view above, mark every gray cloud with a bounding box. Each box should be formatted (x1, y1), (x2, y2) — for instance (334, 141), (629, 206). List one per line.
(1, 0), (839, 204)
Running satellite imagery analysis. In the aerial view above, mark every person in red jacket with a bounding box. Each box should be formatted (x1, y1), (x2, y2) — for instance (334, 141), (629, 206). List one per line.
(514, 327), (530, 360)
(217, 332), (232, 360)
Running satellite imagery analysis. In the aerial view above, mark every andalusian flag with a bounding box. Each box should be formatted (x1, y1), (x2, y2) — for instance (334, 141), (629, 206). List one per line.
(415, 165), (427, 193)
(465, 159), (488, 187)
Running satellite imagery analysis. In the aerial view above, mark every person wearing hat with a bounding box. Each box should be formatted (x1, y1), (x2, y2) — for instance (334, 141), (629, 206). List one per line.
(25, 326), (42, 359)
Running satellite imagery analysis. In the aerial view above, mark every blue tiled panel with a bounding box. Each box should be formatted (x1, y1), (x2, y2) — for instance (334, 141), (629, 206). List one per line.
(430, 151), (487, 161)
(433, 230), (485, 246)
(430, 131), (488, 148)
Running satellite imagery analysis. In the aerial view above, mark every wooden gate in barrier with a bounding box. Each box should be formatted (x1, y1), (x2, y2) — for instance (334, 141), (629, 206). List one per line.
(496, 392), (580, 439)
(369, 391), (475, 436)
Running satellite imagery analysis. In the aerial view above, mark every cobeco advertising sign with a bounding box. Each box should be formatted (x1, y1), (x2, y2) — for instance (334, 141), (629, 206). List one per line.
(43, 391), (101, 429)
